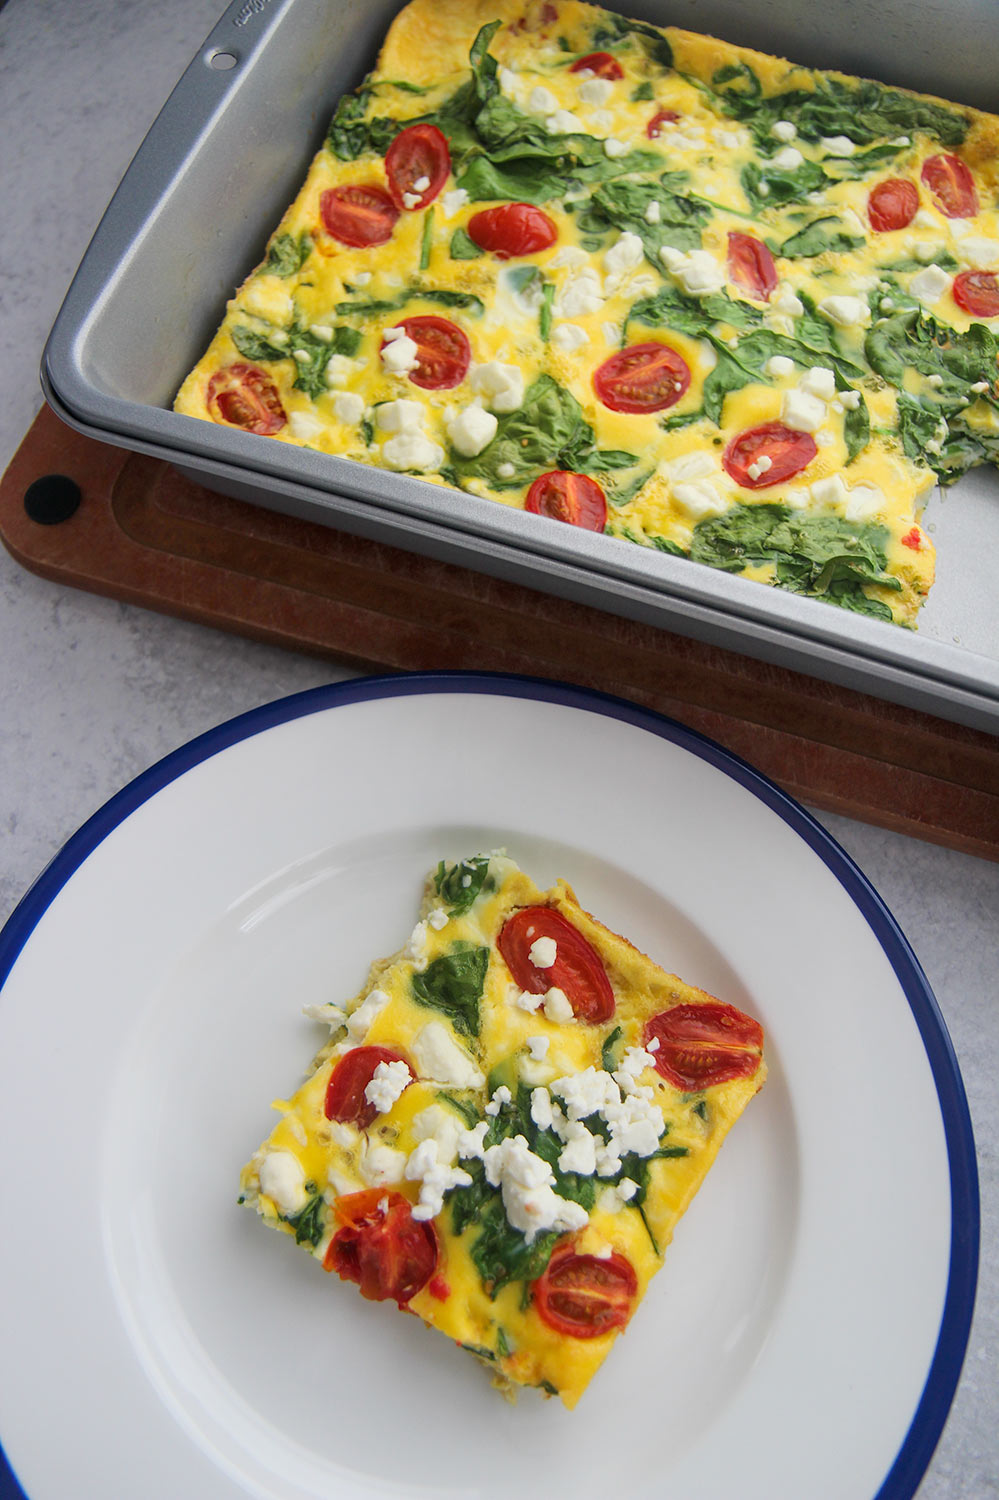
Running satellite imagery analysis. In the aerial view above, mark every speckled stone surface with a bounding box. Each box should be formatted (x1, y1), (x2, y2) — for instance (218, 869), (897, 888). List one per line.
(0, 2), (996, 1496)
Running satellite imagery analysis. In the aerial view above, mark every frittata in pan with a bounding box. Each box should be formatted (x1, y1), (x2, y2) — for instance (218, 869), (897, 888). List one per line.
(239, 852), (766, 1407)
(176, 0), (999, 626)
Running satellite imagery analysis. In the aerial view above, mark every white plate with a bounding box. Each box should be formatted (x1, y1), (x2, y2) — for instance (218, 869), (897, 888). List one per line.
(0, 674), (977, 1500)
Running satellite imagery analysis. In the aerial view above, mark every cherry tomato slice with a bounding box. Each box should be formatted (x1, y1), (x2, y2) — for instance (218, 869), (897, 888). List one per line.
(385, 124), (451, 211)
(645, 1002), (764, 1091)
(727, 231), (777, 301)
(207, 363), (286, 435)
(533, 1244), (637, 1338)
(647, 107), (680, 138)
(498, 906), (615, 1023)
(384, 315), (471, 389)
(525, 471), (607, 531)
(723, 421), (818, 489)
(867, 177), (919, 232)
(324, 1189), (438, 1304)
(324, 1046), (412, 1130)
(593, 342), (691, 414)
(920, 154), (978, 219)
(467, 203), (558, 259)
(953, 269), (999, 318)
(320, 184), (399, 247)
(569, 51), (624, 79)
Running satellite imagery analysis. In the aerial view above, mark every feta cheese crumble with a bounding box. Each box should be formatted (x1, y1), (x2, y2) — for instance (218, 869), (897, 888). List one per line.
(482, 1135), (590, 1242)
(411, 1021), (485, 1088)
(529, 935), (558, 968)
(363, 1058), (412, 1114)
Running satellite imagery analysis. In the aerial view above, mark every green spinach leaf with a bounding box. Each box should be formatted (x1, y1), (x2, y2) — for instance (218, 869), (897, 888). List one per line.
(284, 1192), (326, 1247)
(327, 79), (400, 160)
(690, 503), (900, 620)
(589, 12), (673, 69)
(411, 944), (490, 1037)
(779, 217), (865, 259)
(262, 232), (313, 278)
(741, 156), (829, 210)
(230, 323), (360, 398)
(449, 226), (484, 260)
(433, 855), (492, 915)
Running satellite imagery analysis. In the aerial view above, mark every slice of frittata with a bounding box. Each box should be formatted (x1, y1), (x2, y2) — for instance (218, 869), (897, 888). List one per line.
(239, 852), (766, 1408)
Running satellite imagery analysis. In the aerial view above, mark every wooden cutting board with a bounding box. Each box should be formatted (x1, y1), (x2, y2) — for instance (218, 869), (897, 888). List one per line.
(3, 403), (998, 860)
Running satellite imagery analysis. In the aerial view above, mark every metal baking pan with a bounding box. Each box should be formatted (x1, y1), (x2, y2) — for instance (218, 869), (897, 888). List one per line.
(41, 0), (999, 733)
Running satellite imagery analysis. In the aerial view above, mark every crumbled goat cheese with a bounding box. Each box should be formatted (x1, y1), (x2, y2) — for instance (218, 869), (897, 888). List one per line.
(485, 1084), (513, 1117)
(360, 1143), (407, 1187)
(551, 322), (590, 352)
(820, 135), (856, 155)
(382, 433), (444, 471)
(910, 264), (951, 303)
(258, 1151), (308, 1216)
(346, 987), (390, 1042)
(604, 231), (645, 277)
(799, 366), (837, 401)
(766, 354), (795, 379)
(781, 388), (827, 433)
(302, 1001), (347, 1028)
(363, 1058), (412, 1114)
(818, 295), (869, 327)
(482, 1135), (590, 1242)
(578, 77), (614, 106)
(441, 188), (469, 218)
(529, 935), (558, 968)
(469, 361), (524, 413)
(771, 146), (804, 169)
(543, 987), (574, 1023)
(411, 1021), (485, 1088)
(447, 405), (498, 457)
(380, 328), (420, 374)
(672, 479), (729, 520)
(332, 391), (364, 425)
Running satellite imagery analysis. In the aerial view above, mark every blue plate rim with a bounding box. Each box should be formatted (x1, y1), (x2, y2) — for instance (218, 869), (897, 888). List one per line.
(0, 669), (980, 1500)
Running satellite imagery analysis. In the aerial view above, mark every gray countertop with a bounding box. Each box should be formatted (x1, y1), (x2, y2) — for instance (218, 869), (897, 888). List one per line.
(0, 1), (996, 1495)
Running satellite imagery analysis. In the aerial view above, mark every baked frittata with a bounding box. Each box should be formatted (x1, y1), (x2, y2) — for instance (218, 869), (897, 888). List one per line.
(239, 852), (766, 1407)
(176, 0), (999, 625)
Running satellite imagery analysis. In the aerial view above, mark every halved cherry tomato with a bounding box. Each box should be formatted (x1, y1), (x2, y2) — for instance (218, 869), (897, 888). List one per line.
(723, 421), (817, 489)
(324, 1046), (412, 1130)
(207, 363), (286, 435)
(467, 203), (558, 259)
(727, 231), (777, 301)
(320, 184), (399, 247)
(569, 51), (624, 79)
(533, 1243), (637, 1338)
(953, 269), (999, 318)
(498, 906), (615, 1023)
(593, 342), (691, 414)
(647, 107), (680, 138)
(385, 124), (451, 211)
(525, 471), (607, 531)
(384, 315), (471, 389)
(867, 177), (919, 232)
(921, 154), (978, 219)
(324, 1189), (438, 1304)
(645, 1002), (764, 1091)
